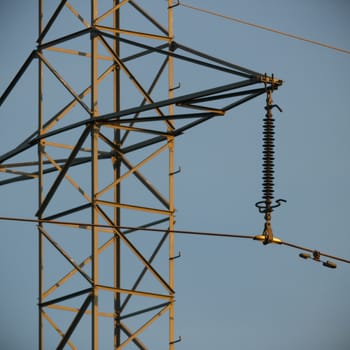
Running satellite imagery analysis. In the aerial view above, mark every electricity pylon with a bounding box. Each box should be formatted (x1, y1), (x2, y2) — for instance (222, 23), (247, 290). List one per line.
(0, 1), (281, 348)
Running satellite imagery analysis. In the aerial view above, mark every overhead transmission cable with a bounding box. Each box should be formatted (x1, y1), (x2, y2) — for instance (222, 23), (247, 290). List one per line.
(0, 215), (349, 266)
(176, 1), (350, 55)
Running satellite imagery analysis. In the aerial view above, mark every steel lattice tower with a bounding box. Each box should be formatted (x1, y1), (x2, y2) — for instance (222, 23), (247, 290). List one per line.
(0, 1), (281, 348)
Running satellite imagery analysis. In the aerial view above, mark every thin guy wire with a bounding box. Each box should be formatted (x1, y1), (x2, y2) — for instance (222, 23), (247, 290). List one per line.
(178, 1), (350, 55)
(0, 215), (349, 264)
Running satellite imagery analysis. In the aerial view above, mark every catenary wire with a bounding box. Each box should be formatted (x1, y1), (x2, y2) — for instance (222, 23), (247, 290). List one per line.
(0, 215), (349, 264)
(176, 1), (350, 55)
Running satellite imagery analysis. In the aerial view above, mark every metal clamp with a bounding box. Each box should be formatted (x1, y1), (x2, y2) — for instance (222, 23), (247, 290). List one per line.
(170, 336), (182, 344)
(168, 0), (180, 9)
(170, 165), (181, 176)
(169, 82), (181, 91)
(170, 251), (181, 260)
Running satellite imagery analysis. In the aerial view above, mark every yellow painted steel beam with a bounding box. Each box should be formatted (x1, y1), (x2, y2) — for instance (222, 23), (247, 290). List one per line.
(42, 64), (115, 134)
(97, 284), (173, 301)
(38, 1), (44, 347)
(97, 142), (169, 198)
(43, 151), (92, 203)
(46, 46), (113, 61)
(38, 226), (93, 284)
(97, 206), (175, 294)
(42, 311), (77, 350)
(98, 35), (173, 129)
(47, 304), (114, 318)
(43, 141), (91, 153)
(96, 25), (170, 41)
(112, 4), (122, 347)
(101, 123), (175, 137)
(97, 200), (172, 216)
(117, 303), (171, 350)
(167, 2), (176, 349)
(0, 168), (38, 178)
(36, 128), (91, 218)
(39, 220), (114, 234)
(119, 322), (148, 350)
(42, 235), (115, 299)
(37, 52), (91, 115)
(98, 130), (171, 209)
(91, 2), (100, 348)
(118, 152), (170, 209)
(65, 2), (90, 28)
(46, 304), (149, 350)
(95, 0), (131, 24)
(120, 233), (169, 313)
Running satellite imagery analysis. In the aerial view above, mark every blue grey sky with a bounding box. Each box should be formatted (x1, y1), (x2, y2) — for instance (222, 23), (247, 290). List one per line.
(1, 1), (350, 349)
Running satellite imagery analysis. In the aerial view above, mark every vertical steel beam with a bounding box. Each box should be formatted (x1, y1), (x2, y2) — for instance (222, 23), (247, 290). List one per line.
(91, 1), (100, 348)
(113, 1), (122, 348)
(38, 0), (44, 349)
(167, 2), (176, 349)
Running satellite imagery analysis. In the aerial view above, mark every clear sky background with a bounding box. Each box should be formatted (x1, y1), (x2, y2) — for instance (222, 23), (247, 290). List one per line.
(1, 1), (350, 349)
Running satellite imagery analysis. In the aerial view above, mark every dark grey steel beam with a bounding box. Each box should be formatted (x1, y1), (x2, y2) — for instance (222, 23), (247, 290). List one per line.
(120, 232), (169, 312)
(121, 56), (169, 145)
(36, 126), (91, 217)
(119, 323), (147, 350)
(122, 43), (169, 63)
(119, 154), (170, 209)
(122, 217), (169, 235)
(177, 42), (261, 76)
(180, 87), (266, 104)
(97, 206), (175, 295)
(56, 293), (92, 350)
(223, 89), (267, 111)
(0, 80), (261, 164)
(36, 0), (68, 43)
(102, 32), (256, 78)
(38, 28), (91, 50)
(39, 287), (92, 308)
(129, 0), (169, 35)
(98, 35), (174, 130)
(98, 132), (170, 208)
(121, 301), (170, 320)
(0, 51), (37, 106)
(39, 226), (92, 284)
(44, 203), (91, 221)
(38, 52), (91, 114)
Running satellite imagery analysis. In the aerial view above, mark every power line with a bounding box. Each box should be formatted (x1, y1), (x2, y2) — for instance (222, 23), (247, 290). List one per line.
(177, 1), (350, 55)
(0, 215), (255, 240)
(0, 214), (349, 265)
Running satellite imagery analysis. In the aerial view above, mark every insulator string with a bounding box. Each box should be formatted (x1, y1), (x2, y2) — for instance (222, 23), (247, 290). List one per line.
(262, 90), (275, 212)
(255, 86), (285, 216)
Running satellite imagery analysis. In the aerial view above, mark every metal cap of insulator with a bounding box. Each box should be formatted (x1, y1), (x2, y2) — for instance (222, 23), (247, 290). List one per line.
(323, 260), (337, 269)
(299, 253), (311, 259)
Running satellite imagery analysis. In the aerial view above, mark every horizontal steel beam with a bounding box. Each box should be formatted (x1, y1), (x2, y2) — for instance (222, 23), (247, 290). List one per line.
(39, 287), (92, 307)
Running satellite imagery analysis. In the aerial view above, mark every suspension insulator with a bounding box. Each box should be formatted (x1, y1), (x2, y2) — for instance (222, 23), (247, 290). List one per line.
(261, 92), (275, 210)
(255, 88), (285, 215)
